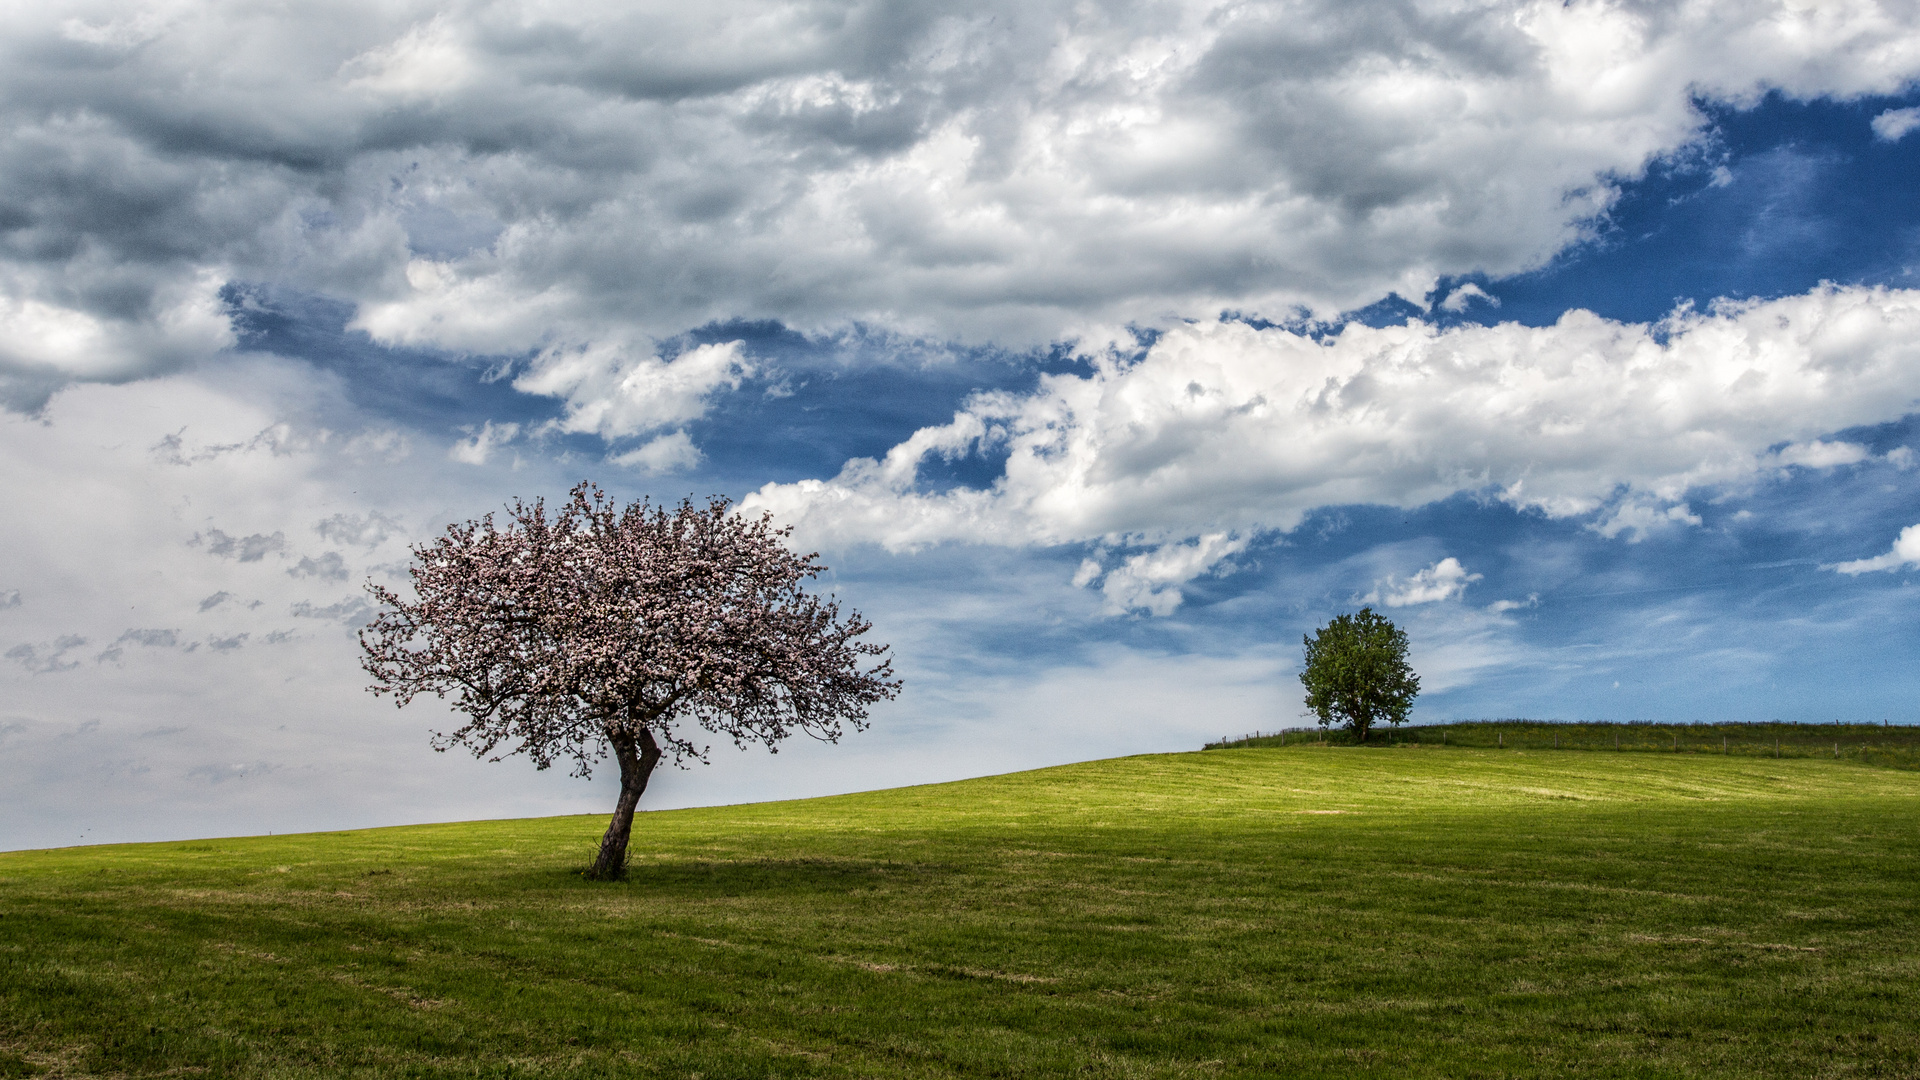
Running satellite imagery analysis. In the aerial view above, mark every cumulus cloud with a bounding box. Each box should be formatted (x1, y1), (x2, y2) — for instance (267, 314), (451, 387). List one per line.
(1831, 524), (1920, 574)
(1438, 284), (1500, 314)
(1770, 439), (1872, 469)
(1086, 533), (1250, 616)
(747, 284), (1920, 606)
(5, 0), (1920, 410)
(1367, 558), (1482, 608)
(1873, 106), (1920, 141)
(447, 420), (518, 465)
(0, 272), (234, 411)
(1590, 500), (1704, 542)
(515, 341), (749, 441)
(608, 431), (704, 474)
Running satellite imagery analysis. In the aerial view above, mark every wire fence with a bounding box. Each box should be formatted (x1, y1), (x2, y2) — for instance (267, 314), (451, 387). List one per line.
(1204, 720), (1920, 771)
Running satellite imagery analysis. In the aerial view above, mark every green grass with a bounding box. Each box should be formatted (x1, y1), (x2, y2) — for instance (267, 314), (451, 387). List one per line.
(4, 749), (1920, 1078)
(1210, 720), (1920, 770)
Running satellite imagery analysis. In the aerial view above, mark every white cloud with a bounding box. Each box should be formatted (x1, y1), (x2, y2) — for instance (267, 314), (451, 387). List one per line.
(608, 430), (704, 474)
(1367, 557), (1482, 608)
(340, 14), (478, 101)
(1771, 439), (1871, 469)
(1873, 105), (1920, 141)
(1591, 500), (1703, 542)
(6, 0), (1920, 410)
(1488, 594), (1540, 614)
(1438, 283), (1500, 313)
(1831, 524), (1920, 574)
(447, 420), (518, 465)
(0, 271), (234, 410)
(748, 284), (1920, 602)
(515, 341), (749, 441)
(1092, 532), (1249, 616)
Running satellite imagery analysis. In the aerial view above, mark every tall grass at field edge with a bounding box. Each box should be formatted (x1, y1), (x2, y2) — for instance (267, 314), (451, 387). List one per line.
(1206, 719), (1920, 770)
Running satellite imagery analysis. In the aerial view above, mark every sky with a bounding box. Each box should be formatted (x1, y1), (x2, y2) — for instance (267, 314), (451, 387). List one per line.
(7, 0), (1920, 851)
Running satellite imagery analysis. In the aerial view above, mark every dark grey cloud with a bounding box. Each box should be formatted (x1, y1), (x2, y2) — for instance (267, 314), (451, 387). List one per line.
(95, 627), (184, 663)
(288, 552), (348, 581)
(195, 529), (286, 562)
(5, 634), (86, 673)
(289, 597), (373, 624)
(4, 0), (1915, 413)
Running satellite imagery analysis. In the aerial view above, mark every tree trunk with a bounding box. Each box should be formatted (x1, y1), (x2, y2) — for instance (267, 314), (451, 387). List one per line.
(588, 726), (661, 880)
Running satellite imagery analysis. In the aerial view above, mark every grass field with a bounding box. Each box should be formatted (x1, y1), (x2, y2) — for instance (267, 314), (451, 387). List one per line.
(1209, 720), (1920, 771)
(4, 746), (1920, 1078)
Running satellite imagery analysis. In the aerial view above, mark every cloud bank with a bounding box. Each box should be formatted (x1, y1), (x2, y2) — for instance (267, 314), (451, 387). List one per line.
(6, 0), (1920, 410)
(747, 284), (1920, 608)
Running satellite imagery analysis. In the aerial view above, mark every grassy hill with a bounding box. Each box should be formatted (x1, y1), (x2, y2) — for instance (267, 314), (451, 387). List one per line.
(4, 746), (1919, 1078)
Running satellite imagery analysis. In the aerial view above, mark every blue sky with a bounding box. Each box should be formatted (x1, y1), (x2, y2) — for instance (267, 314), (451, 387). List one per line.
(6, 0), (1920, 850)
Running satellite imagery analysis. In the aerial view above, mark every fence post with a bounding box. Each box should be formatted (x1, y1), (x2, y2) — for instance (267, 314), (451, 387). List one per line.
(1498, 732), (1503, 749)
(1723, 735), (1727, 754)
(1614, 732), (1619, 751)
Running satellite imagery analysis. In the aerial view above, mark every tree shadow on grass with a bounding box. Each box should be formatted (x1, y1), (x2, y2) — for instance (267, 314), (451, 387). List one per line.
(561, 856), (957, 898)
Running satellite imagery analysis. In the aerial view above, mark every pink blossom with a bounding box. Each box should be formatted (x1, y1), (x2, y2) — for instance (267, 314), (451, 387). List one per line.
(361, 482), (899, 878)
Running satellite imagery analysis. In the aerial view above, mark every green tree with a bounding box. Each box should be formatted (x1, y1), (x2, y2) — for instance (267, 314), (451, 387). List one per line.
(1300, 608), (1419, 742)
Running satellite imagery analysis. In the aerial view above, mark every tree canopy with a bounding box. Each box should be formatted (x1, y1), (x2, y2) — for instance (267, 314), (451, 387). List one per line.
(360, 482), (899, 879)
(1299, 607), (1419, 742)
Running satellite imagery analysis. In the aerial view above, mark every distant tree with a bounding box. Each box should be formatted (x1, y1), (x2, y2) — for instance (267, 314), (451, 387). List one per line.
(360, 482), (900, 880)
(1299, 608), (1419, 742)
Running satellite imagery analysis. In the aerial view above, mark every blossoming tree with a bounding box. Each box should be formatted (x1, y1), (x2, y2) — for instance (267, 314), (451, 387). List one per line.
(360, 482), (899, 879)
